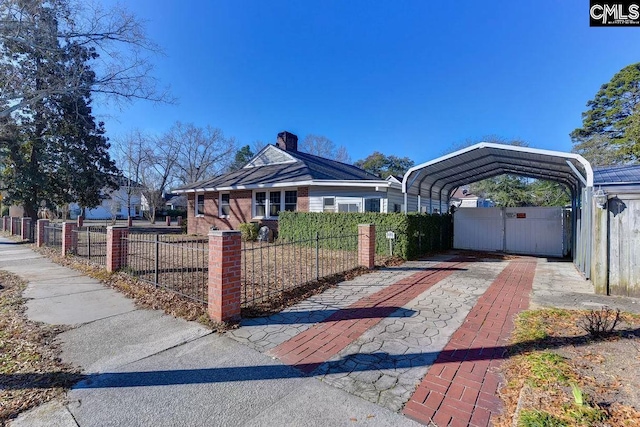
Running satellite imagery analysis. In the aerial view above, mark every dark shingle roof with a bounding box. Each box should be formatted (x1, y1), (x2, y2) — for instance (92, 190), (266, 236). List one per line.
(174, 146), (382, 191)
(594, 165), (640, 185)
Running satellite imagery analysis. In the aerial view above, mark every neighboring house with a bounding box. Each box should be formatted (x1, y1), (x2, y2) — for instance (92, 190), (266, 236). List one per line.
(450, 186), (495, 208)
(164, 193), (188, 211)
(69, 177), (144, 220)
(174, 131), (406, 235)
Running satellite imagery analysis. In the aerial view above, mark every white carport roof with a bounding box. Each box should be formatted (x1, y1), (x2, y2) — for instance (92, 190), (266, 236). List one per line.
(402, 143), (594, 202)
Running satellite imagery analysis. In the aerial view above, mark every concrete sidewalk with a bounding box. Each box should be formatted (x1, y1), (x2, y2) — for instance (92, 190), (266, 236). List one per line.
(1, 236), (419, 427)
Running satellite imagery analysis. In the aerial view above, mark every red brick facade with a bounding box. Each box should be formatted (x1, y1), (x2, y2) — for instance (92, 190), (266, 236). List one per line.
(187, 186), (310, 236)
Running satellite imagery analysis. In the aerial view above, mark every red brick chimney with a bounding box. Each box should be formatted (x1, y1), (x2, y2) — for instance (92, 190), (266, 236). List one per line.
(276, 131), (298, 152)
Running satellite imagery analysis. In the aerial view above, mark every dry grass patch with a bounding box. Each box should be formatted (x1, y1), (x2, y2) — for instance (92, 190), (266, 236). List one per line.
(0, 271), (83, 425)
(496, 308), (640, 427)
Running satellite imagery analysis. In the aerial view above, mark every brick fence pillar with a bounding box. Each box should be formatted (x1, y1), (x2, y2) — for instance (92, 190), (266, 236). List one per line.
(8, 217), (14, 235)
(37, 219), (49, 247)
(127, 216), (133, 227)
(61, 222), (77, 256)
(2, 216), (7, 232)
(208, 230), (242, 322)
(166, 215), (171, 226)
(21, 218), (31, 240)
(177, 216), (183, 227)
(77, 216), (84, 227)
(358, 224), (376, 270)
(106, 226), (129, 272)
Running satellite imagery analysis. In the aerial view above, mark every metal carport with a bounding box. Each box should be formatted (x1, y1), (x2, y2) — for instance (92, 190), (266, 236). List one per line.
(401, 143), (594, 278)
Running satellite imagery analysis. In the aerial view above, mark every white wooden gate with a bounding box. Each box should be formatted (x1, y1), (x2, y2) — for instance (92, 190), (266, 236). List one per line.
(454, 207), (565, 257)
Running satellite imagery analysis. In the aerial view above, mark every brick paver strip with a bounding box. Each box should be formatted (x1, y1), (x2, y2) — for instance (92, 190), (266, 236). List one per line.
(403, 259), (535, 427)
(268, 259), (469, 373)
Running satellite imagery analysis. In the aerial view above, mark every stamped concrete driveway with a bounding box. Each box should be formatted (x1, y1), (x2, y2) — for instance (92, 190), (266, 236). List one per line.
(229, 252), (636, 427)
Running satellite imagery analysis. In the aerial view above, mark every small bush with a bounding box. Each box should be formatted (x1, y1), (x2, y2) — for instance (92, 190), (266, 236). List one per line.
(578, 307), (621, 337)
(238, 222), (259, 241)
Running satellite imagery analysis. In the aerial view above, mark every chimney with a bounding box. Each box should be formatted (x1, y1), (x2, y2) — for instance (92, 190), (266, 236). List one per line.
(276, 131), (298, 152)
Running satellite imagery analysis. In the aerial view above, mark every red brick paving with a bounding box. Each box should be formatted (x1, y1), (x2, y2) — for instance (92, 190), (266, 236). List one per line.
(403, 259), (536, 427)
(268, 259), (469, 373)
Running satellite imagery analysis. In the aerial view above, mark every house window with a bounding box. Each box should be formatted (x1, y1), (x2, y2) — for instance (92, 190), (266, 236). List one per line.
(393, 203), (401, 213)
(364, 198), (381, 213)
(323, 197), (335, 212)
(284, 190), (297, 211)
(253, 189), (297, 218)
(196, 194), (205, 216)
(269, 191), (281, 216)
(338, 203), (360, 213)
(219, 193), (230, 217)
(255, 192), (266, 217)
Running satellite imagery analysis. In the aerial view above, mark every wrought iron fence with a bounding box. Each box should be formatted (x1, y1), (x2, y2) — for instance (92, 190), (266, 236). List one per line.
(72, 226), (108, 266)
(241, 232), (360, 308)
(25, 220), (35, 242)
(11, 217), (21, 237)
(43, 223), (62, 251)
(123, 234), (209, 304)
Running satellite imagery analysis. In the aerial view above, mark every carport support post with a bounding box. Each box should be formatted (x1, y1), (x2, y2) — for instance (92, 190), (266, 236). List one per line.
(207, 230), (242, 322)
(106, 226), (129, 272)
(21, 218), (31, 241)
(37, 219), (49, 247)
(358, 224), (376, 270)
(61, 222), (77, 257)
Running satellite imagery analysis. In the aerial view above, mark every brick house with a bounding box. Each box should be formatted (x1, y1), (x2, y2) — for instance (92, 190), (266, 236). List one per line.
(174, 131), (405, 235)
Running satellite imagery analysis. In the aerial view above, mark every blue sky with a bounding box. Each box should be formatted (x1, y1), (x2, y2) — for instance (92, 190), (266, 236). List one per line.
(96, 0), (640, 165)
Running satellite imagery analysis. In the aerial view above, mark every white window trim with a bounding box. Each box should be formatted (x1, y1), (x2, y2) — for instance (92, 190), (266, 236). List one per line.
(252, 188), (297, 219)
(195, 193), (205, 217)
(219, 192), (230, 218)
(323, 196), (336, 213)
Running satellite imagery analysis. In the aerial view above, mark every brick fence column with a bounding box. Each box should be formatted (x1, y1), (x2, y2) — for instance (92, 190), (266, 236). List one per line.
(106, 226), (129, 272)
(208, 230), (242, 322)
(61, 222), (78, 257)
(21, 218), (31, 241)
(77, 215), (84, 227)
(8, 217), (14, 235)
(166, 215), (171, 226)
(2, 216), (7, 232)
(127, 216), (133, 227)
(358, 224), (376, 270)
(37, 219), (49, 247)
(177, 216), (183, 227)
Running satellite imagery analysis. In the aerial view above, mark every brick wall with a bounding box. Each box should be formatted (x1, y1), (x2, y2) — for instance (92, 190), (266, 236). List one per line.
(187, 187), (310, 236)
(298, 186), (310, 212)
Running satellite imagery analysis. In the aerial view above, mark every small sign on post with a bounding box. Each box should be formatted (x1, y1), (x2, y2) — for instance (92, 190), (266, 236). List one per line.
(386, 231), (395, 257)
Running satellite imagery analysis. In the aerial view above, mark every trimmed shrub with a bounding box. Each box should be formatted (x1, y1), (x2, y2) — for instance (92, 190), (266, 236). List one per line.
(238, 222), (259, 241)
(278, 212), (452, 259)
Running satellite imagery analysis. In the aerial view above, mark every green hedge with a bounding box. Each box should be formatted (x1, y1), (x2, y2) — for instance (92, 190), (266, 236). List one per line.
(278, 212), (452, 259)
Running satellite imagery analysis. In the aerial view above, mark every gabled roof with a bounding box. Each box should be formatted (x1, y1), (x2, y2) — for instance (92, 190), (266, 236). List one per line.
(174, 144), (386, 192)
(594, 164), (640, 185)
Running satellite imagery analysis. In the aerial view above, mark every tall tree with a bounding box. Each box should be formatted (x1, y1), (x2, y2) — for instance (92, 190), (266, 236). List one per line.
(0, 0), (171, 118)
(354, 151), (414, 178)
(571, 62), (640, 165)
(0, 2), (119, 219)
(229, 145), (254, 171)
(300, 134), (351, 163)
(161, 122), (236, 185)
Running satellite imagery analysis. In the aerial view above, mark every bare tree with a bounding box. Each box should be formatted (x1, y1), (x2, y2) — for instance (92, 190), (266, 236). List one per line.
(0, 0), (172, 118)
(113, 130), (149, 218)
(300, 134), (351, 163)
(162, 122), (236, 186)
